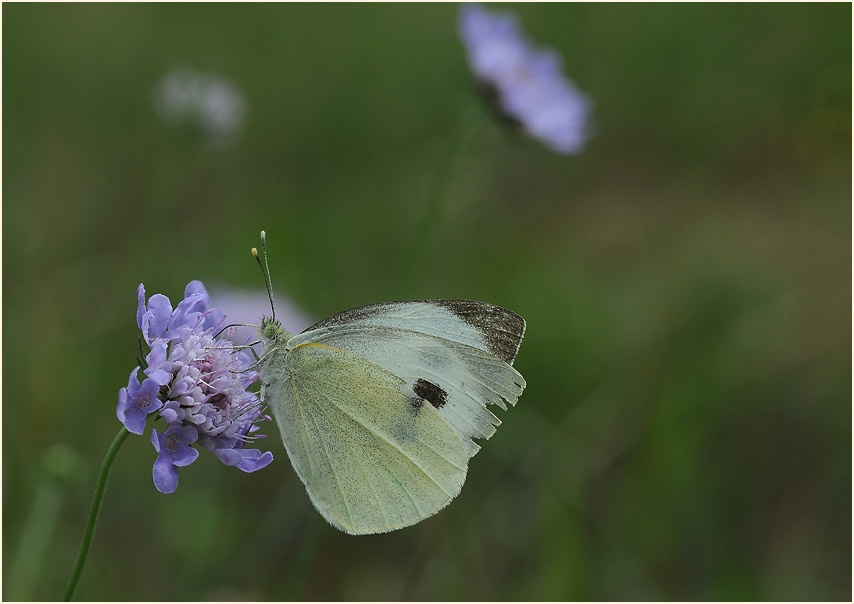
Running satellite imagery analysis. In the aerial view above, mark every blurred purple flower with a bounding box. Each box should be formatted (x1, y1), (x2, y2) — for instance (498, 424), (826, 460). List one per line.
(120, 280), (273, 493)
(459, 3), (593, 154)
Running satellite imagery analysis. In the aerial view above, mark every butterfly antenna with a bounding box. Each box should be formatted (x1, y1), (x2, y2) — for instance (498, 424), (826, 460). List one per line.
(251, 230), (277, 322)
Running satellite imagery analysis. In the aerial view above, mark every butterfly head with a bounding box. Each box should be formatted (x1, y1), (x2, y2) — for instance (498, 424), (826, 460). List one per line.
(259, 314), (290, 345)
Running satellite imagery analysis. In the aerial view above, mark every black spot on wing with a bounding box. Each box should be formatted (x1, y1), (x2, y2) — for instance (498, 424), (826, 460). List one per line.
(435, 300), (526, 365)
(413, 378), (448, 409)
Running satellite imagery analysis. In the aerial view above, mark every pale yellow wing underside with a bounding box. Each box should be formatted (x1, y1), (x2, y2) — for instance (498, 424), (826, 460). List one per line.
(272, 342), (469, 535)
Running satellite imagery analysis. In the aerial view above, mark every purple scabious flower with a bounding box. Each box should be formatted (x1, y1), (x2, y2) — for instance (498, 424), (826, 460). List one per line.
(459, 3), (593, 154)
(118, 280), (273, 493)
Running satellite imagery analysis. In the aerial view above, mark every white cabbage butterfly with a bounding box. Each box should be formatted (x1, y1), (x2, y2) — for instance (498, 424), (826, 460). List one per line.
(252, 232), (526, 535)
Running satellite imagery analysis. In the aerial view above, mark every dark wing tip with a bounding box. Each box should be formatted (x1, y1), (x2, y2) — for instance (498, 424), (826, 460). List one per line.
(435, 300), (526, 365)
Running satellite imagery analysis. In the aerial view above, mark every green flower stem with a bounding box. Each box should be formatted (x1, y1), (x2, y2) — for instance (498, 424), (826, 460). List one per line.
(395, 107), (488, 294)
(62, 427), (130, 601)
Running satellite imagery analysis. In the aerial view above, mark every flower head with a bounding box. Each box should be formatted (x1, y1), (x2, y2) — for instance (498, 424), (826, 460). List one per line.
(459, 4), (592, 154)
(119, 281), (273, 493)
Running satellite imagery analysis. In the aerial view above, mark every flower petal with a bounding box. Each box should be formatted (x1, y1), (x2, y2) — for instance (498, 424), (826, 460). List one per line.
(116, 387), (128, 424)
(184, 280), (210, 305)
(212, 448), (242, 467)
(212, 447), (273, 473)
(142, 294), (173, 343)
(152, 453), (179, 494)
(136, 284), (146, 330)
(236, 449), (274, 473)
(121, 405), (148, 435)
(171, 445), (199, 468)
(117, 367), (151, 434)
(169, 292), (207, 332)
(144, 340), (173, 385)
(151, 427), (162, 452)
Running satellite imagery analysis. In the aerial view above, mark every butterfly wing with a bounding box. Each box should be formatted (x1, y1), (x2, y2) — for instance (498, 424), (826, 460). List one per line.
(288, 300), (526, 458)
(294, 300), (526, 365)
(264, 341), (468, 535)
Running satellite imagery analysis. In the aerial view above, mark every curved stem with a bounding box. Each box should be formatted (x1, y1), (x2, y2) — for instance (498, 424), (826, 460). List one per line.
(395, 106), (488, 294)
(62, 427), (130, 601)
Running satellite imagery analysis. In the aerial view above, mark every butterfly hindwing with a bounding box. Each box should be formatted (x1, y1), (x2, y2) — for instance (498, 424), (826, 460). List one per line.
(264, 341), (468, 535)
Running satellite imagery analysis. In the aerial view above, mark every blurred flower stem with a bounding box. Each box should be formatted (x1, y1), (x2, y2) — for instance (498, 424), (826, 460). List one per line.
(63, 427), (130, 601)
(8, 479), (63, 600)
(395, 106), (488, 295)
(8, 444), (86, 600)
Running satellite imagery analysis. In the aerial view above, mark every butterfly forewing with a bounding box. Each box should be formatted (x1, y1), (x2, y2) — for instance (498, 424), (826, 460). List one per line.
(289, 301), (526, 458)
(293, 300), (525, 364)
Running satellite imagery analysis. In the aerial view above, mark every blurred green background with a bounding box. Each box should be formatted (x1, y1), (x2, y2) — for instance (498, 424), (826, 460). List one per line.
(3, 3), (851, 601)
